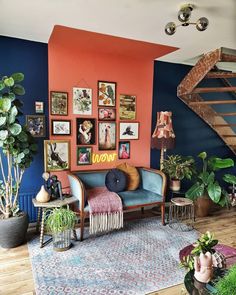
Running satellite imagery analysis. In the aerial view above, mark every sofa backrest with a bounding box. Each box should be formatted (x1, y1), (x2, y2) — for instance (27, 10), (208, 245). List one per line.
(73, 170), (108, 189)
(138, 168), (163, 195)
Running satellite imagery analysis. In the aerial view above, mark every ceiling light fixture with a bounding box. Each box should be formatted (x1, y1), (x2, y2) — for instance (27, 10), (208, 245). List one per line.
(165, 3), (209, 35)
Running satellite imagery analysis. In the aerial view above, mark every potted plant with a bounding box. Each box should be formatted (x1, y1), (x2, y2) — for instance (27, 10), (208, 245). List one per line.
(0, 73), (37, 248)
(163, 154), (195, 191)
(223, 174), (236, 206)
(186, 152), (234, 217)
(45, 206), (76, 251)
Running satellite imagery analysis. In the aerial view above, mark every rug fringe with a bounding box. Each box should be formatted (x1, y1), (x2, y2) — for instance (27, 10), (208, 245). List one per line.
(90, 211), (123, 234)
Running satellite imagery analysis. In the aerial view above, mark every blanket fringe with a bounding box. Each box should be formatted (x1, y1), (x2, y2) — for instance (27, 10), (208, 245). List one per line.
(90, 211), (123, 234)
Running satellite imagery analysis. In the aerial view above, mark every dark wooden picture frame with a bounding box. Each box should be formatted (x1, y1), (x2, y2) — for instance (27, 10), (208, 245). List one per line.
(26, 115), (46, 137)
(119, 122), (139, 140)
(50, 91), (68, 116)
(98, 81), (116, 107)
(98, 122), (116, 150)
(76, 118), (96, 145)
(98, 108), (116, 121)
(77, 146), (92, 165)
(119, 94), (136, 120)
(51, 120), (71, 136)
(118, 141), (130, 159)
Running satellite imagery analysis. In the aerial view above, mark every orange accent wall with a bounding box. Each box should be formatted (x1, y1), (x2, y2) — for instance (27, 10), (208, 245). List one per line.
(48, 25), (178, 186)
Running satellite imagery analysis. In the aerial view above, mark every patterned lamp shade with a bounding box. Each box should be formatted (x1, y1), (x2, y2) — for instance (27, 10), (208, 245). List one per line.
(151, 111), (175, 149)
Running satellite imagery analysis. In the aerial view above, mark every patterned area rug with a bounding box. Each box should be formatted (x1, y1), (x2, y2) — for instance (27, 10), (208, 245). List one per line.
(28, 217), (199, 295)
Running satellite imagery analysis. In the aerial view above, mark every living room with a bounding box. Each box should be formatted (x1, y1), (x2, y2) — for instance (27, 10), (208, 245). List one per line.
(1, 1), (236, 294)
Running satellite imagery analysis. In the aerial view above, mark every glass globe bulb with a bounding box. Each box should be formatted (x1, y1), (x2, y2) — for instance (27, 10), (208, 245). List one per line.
(196, 17), (209, 31)
(165, 22), (176, 35)
(178, 7), (191, 22)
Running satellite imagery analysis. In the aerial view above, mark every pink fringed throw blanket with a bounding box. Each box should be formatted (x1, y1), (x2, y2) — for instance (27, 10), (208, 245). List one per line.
(87, 187), (123, 234)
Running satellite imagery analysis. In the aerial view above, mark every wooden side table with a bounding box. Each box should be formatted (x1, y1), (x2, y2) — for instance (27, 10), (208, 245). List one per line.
(32, 196), (78, 248)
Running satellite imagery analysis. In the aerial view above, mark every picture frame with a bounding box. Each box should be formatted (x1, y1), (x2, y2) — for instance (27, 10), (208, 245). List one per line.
(26, 115), (46, 137)
(51, 120), (71, 136)
(118, 141), (130, 159)
(35, 101), (44, 114)
(119, 94), (136, 120)
(76, 118), (96, 145)
(98, 108), (116, 121)
(98, 81), (116, 107)
(44, 140), (70, 172)
(77, 146), (92, 165)
(119, 122), (139, 140)
(98, 122), (116, 150)
(73, 87), (92, 115)
(50, 91), (68, 116)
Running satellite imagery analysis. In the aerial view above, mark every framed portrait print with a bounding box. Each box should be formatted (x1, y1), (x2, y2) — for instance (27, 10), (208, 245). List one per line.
(51, 120), (71, 136)
(26, 115), (46, 137)
(77, 118), (96, 145)
(98, 108), (116, 121)
(98, 122), (116, 150)
(44, 140), (70, 172)
(119, 122), (139, 140)
(35, 101), (44, 114)
(73, 87), (92, 115)
(119, 94), (136, 120)
(98, 81), (116, 107)
(77, 147), (92, 165)
(50, 91), (68, 116)
(118, 141), (130, 159)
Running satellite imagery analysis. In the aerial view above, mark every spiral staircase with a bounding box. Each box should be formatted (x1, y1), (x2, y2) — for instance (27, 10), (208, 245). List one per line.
(177, 47), (236, 155)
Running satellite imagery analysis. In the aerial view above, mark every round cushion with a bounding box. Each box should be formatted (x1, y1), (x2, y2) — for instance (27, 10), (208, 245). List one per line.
(116, 163), (140, 191)
(105, 169), (127, 193)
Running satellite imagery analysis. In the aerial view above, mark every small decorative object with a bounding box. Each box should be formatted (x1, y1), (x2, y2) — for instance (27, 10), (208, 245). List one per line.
(26, 115), (46, 137)
(35, 101), (44, 114)
(194, 252), (213, 283)
(98, 81), (116, 107)
(92, 153), (117, 164)
(118, 141), (130, 159)
(51, 120), (71, 136)
(98, 108), (116, 121)
(36, 185), (50, 203)
(98, 122), (116, 150)
(76, 118), (96, 145)
(77, 147), (92, 165)
(119, 94), (136, 120)
(44, 140), (70, 172)
(50, 91), (68, 115)
(73, 87), (92, 115)
(119, 122), (139, 140)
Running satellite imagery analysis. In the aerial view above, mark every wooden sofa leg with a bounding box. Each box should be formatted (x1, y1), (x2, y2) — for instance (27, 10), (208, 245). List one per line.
(161, 204), (166, 226)
(141, 207), (144, 214)
(80, 213), (85, 241)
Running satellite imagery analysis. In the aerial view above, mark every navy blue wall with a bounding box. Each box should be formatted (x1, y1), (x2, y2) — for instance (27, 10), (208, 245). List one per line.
(0, 36), (48, 195)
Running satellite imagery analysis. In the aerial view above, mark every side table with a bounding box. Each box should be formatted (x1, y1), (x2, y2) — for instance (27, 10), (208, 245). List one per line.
(32, 196), (78, 248)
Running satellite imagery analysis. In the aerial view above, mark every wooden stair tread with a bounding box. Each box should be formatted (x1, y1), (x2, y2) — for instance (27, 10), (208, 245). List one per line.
(221, 135), (236, 137)
(189, 100), (236, 105)
(217, 112), (236, 116)
(206, 72), (236, 79)
(192, 87), (236, 94)
(212, 124), (236, 127)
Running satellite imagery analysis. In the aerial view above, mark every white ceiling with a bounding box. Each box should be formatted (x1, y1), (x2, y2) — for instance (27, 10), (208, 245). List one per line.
(1, 0), (236, 68)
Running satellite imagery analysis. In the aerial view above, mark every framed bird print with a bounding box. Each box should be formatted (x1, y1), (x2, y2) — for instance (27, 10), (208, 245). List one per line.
(119, 122), (139, 140)
(98, 81), (116, 107)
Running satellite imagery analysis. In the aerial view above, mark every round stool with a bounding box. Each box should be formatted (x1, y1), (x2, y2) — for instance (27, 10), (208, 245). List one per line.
(169, 197), (195, 231)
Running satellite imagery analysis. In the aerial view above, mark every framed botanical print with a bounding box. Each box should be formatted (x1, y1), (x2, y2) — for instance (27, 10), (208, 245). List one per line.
(119, 122), (139, 140)
(118, 141), (130, 159)
(98, 108), (116, 121)
(98, 122), (116, 150)
(77, 147), (92, 165)
(98, 81), (116, 107)
(73, 87), (92, 115)
(50, 91), (68, 116)
(51, 120), (71, 136)
(119, 94), (136, 120)
(77, 118), (96, 145)
(26, 115), (46, 137)
(44, 140), (70, 172)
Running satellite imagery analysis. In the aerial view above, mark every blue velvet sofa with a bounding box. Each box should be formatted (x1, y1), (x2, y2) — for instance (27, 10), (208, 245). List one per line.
(68, 167), (167, 241)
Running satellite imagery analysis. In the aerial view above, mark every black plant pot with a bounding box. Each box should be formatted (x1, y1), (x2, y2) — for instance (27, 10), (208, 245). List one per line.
(0, 212), (29, 248)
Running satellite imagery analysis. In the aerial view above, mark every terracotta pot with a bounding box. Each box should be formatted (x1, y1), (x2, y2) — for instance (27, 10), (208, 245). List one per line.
(170, 179), (181, 192)
(194, 195), (213, 217)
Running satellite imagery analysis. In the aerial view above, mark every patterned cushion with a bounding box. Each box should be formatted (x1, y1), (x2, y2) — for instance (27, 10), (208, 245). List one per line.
(105, 169), (127, 193)
(116, 163), (140, 191)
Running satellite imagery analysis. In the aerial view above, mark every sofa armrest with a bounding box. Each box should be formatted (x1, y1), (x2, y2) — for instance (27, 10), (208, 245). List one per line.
(139, 167), (167, 202)
(67, 173), (86, 211)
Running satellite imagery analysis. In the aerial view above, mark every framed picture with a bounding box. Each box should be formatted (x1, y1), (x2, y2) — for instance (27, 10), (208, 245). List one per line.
(44, 140), (70, 172)
(35, 101), (44, 114)
(77, 147), (92, 165)
(119, 122), (139, 140)
(119, 94), (136, 120)
(73, 87), (92, 115)
(118, 141), (130, 159)
(26, 115), (46, 137)
(50, 91), (68, 116)
(98, 108), (116, 121)
(98, 81), (116, 107)
(98, 122), (116, 150)
(51, 120), (71, 136)
(77, 118), (96, 145)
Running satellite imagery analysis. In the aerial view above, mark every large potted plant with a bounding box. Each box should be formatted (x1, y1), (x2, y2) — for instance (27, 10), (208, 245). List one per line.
(0, 73), (37, 248)
(186, 152), (234, 217)
(163, 154), (195, 191)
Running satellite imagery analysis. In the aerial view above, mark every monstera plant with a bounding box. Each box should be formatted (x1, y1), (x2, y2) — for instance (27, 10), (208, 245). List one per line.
(0, 73), (37, 248)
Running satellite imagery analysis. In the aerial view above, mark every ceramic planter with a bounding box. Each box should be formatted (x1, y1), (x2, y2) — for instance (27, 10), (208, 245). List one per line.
(170, 179), (181, 192)
(194, 195), (213, 217)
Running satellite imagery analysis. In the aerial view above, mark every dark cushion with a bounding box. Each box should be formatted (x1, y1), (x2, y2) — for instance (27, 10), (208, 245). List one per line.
(105, 169), (127, 193)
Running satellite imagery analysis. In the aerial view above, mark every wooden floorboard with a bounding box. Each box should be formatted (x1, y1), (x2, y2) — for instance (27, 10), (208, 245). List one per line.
(1, 207), (236, 295)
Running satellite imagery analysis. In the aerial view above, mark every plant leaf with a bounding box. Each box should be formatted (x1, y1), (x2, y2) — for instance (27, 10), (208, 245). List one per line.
(198, 152), (207, 160)
(4, 77), (14, 87)
(186, 182), (205, 200)
(0, 81), (4, 91)
(207, 181), (221, 203)
(11, 73), (24, 83)
(223, 174), (236, 185)
(0, 98), (11, 112)
(0, 116), (7, 126)
(0, 130), (8, 140)
(12, 84), (25, 96)
(9, 123), (22, 136)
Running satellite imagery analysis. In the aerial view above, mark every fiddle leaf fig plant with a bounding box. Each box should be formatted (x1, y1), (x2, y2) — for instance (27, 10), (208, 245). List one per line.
(0, 73), (37, 219)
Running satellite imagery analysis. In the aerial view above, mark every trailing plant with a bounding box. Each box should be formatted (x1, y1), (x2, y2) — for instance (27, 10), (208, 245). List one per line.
(0, 73), (37, 219)
(214, 264), (236, 295)
(186, 152), (234, 206)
